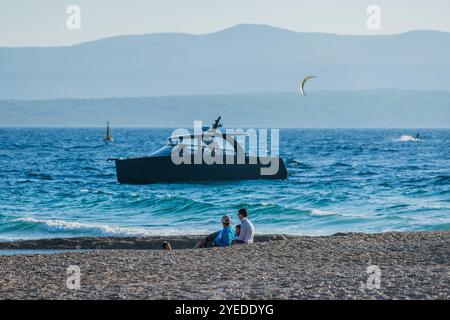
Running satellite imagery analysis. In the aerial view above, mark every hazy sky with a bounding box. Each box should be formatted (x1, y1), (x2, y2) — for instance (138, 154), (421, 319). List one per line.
(1, 0), (450, 47)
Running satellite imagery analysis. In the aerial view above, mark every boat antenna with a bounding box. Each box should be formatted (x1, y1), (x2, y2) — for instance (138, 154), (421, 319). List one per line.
(212, 116), (222, 130)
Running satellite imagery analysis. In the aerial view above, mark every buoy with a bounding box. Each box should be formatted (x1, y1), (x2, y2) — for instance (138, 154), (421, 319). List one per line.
(104, 122), (113, 142)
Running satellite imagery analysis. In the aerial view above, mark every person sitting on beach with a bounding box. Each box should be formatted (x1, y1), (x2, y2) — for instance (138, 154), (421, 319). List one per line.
(235, 224), (241, 238)
(234, 208), (254, 244)
(194, 215), (235, 248)
(232, 224), (241, 244)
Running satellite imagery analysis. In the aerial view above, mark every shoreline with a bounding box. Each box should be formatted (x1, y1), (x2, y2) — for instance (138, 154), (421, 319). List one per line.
(0, 234), (291, 251)
(0, 231), (448, 299)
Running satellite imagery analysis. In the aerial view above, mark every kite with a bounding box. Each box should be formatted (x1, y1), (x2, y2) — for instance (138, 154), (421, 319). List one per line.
(300, 75), (316, 96)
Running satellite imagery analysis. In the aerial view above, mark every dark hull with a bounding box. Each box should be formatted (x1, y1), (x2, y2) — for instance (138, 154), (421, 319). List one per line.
(114, 156), (288, 184)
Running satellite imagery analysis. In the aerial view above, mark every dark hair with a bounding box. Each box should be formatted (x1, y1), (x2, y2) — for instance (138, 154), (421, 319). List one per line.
(238, 208), (248, 217)
(235, 224), (241, 230)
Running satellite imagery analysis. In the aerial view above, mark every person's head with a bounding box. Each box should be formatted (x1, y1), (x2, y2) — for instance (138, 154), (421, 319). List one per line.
(235, 224), (241, 236)
(238, 208), (248, 220)
(162, 241), (172, 251)
(221, 214), (231, 227)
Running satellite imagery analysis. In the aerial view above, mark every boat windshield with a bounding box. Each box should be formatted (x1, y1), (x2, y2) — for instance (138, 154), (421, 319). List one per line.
(166, 134), (236, 153)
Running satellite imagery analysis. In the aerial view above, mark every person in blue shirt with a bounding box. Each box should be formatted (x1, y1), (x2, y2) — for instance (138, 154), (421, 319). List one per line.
(194, 215), (235, 248)
(213, 215), (235, 247)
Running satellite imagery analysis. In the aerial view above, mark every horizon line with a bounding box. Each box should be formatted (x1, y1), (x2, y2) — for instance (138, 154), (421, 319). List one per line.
(2, 88), (450, 103)
(1, 125), (449, 130)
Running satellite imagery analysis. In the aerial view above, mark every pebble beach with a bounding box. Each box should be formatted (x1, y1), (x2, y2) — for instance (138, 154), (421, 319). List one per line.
(0, 231), (448, 299)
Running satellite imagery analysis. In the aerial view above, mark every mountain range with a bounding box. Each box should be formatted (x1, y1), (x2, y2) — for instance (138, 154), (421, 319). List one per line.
(1, 24), (450, 99)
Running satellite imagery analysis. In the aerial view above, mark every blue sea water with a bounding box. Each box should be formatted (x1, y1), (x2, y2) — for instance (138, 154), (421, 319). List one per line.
(0, 128), (449, 241)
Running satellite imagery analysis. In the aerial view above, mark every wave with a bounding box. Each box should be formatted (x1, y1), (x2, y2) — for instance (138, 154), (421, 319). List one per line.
(286, 158), (312, 168)
(433, 175), (450, 185)
(233, 200), (339, 218)
(331, 161), (353, 168)
(11, 217), (207, 237)
(25, 172), (55, 180)
(396, 135), (420, 142)
(79, 188), (116, 195)
(14, 179), (34, 184)
(68, 144), (105, 150)
(310, 209), (338, 217)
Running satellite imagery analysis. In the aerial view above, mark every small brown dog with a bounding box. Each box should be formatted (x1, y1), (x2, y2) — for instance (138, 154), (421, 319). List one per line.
(162, 241), (172, 251)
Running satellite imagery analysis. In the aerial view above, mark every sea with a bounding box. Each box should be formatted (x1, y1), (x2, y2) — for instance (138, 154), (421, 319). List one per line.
(0, 128), (449, 241)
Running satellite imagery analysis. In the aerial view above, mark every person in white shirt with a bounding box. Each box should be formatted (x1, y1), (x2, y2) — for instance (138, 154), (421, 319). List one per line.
(234, 208), (254, 244)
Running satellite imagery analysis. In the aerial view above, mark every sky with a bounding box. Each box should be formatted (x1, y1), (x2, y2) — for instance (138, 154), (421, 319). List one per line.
(1, 0), (450, 47)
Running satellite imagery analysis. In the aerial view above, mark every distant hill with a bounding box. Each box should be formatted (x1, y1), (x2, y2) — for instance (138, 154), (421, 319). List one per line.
(1, 90), (449, 128)
(1, 24), (450, 99)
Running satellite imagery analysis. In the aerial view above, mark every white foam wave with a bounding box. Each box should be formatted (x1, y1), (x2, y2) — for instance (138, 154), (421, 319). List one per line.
(79, 188), (116, 195)
(310, 209), (337, 216)
(397, 135), (420, 142)
(260, 202), (272, 206)
(14, 217), (209, 236)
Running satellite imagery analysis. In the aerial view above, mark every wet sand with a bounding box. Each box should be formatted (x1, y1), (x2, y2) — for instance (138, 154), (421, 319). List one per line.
(0, 231), (448, 299)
